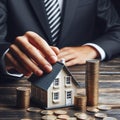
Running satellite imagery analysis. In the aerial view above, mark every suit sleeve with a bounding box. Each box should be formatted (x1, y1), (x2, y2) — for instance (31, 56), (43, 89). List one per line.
(0, 0), (21, 80)
(0, 0), (10, 56)
(93, 0), (120, 60)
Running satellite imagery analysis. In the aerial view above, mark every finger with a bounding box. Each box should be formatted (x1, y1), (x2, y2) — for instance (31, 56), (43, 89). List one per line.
(5, 52), (30, 76)
(58, 48), (75, 61)
(58, 47), (72, 56)
(58, 53), (76, 62)
(15, 36), (52, 73)
(25, 31), (58, 63)
(51, 46), (60, 55)
(9, 44), (44, 76)
(66, 58), (86, 66)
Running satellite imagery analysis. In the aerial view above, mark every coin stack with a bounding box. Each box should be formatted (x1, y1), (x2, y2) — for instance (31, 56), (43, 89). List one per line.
(16, 87), (31, 108)
(74, 94), (87, 112)
(85, 59), (100, 106)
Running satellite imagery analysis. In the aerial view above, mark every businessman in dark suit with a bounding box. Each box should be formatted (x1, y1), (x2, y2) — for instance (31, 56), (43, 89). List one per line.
(0, 0), (120, 79)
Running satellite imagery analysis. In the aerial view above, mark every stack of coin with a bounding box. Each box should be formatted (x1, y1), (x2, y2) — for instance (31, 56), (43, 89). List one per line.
(74, 94), (87, 111)
(16, 87), (31, 108)
(85, 59), (100, 106)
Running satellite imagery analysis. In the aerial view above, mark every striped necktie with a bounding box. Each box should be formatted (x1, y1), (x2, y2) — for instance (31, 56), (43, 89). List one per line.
(44, 0), (61, 45)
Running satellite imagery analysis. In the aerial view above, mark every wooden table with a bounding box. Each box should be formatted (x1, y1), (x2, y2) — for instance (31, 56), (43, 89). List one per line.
(0, 57), (120, 120)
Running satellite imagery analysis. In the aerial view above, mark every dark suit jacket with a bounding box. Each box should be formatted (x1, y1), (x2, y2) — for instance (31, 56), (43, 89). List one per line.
(111, 0), (120, 16)
(0, 0), (120, 78)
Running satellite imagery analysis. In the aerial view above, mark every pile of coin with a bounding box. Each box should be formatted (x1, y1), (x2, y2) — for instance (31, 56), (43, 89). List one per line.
(85, 59), (100, 106)
(16, 87), (31, 108)
(74, 94), (87, 112)
(40, 109), (69, 120)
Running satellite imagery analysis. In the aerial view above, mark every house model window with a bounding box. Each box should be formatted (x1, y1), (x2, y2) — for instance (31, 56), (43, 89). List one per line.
(67, 91), (72, 99)
(53, 91), (59, 103)
(53, 78), (59, 88)
(65, 76), (72, 87)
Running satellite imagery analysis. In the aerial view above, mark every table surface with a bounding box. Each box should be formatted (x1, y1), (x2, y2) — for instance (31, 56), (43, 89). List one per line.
(0, 57), (120, 120)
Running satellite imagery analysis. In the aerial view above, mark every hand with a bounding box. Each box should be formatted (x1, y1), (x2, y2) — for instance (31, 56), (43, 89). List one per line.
(5, 31), (59, 76)
(58, 45), (99, 66)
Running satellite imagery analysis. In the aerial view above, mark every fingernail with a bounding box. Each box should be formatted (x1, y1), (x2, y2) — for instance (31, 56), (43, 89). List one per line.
(44, 64), (52, 73)
(50, 55), (57, 63)
(35, 70), (43, 76)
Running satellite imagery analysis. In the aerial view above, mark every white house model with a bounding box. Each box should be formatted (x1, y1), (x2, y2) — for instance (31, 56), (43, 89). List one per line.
(29, 61), (80, 109)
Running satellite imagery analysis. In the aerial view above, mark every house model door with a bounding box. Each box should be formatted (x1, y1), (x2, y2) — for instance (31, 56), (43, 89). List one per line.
(65, 91), (72, 106)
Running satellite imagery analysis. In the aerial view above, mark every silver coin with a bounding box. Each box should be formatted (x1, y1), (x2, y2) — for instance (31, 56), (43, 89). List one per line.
(76, 113), (88, 120)
(95, 113), (107, 118)
(103, 117), (117, 120)
(97, 105), (111, 111)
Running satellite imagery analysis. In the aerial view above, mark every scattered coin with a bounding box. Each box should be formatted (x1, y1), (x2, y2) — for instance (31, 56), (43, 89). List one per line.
(67, 117), (77, 120)
(57, 114), (70, 120)
(41, 110), (53, 115)
(74, 112), (87, 117)
(87, 116), (96, 120)
(95, 113), (107, 118)
(87, 107), (99, 113)
(27, 107), (41, 113)
(76, 113), (88, 120)
(97, 105), (111, 111)
(54, 110), (67, 115)
(21, 119), (32, 120)
(41, 115), (56, 120)
(103, 117), (118, 120)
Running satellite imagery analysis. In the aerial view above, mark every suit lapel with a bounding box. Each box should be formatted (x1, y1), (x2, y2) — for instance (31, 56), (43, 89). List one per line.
(29, 0), (52, 41)
(59, 0), (79, 45)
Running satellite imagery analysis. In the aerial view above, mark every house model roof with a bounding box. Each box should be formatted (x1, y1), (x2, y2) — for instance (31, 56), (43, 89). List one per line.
(29, 62), (80, 91)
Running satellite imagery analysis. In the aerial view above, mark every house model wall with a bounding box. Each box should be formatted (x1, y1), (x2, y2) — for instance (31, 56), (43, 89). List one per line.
(29, 62), (80, 109)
